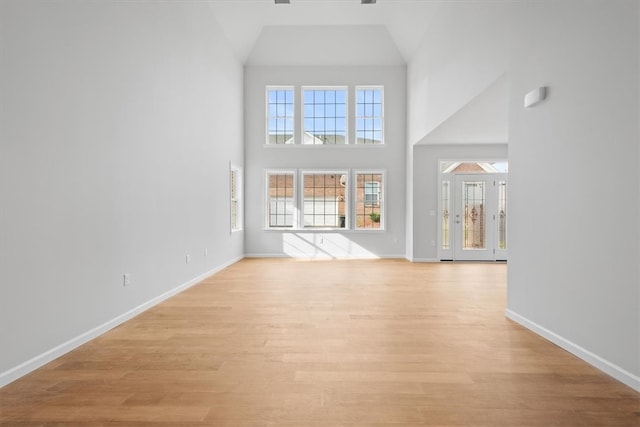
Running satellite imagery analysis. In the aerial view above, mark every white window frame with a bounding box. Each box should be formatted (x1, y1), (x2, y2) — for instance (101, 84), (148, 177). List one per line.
(354, 170), (385, 231)
(265, 169), (297, 229)
(230, 164), (243, 232)
(301, 86), (349, 145)
(300, 170), (349, 229)
(266, 86), (295, 145)
(355, 86), (384, 145)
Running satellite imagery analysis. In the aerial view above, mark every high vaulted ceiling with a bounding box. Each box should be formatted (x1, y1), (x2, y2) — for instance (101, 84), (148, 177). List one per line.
(207, 0), (443, 63)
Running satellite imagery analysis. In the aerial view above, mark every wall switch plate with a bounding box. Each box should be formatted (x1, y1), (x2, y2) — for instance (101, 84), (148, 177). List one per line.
(204, 248), (208, 256)
(186, 254), (191, 264)
(123, 274), (130, 286)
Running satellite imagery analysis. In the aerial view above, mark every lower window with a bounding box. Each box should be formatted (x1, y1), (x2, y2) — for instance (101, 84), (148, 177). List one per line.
(266, 171), (295, 228)
(355, 172), (383, 229)
(264, 169), (384, 230)
(302, 172), (348, 228)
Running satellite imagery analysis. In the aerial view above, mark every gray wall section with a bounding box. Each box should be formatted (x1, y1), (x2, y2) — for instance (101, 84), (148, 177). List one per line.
(506, 0), (640, 379)
(0, 1), (244, 374)
(244, 66), (407, 258)
(411, 144), (508, 261)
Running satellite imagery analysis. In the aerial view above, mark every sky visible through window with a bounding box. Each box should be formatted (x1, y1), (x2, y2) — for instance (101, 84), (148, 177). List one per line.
(267, 89), (294, 144)
(267, 86), (384, 145)
(356, 88), (383, 144)
(303, 89), (347, 144)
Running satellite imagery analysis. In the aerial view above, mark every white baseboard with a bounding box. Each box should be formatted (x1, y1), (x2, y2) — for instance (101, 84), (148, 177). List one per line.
(244, 253), (291, 258)
(244, 253), (406, 260)
(411, 258), (440, 262)
(505, 309), (640, 393)
(0, 256), (243, 388)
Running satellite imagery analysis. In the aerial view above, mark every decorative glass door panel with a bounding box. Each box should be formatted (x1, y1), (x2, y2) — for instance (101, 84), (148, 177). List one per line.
(495, 178), (508, 260)
(452, 174), (498, 261)
(462, 181), (486, 250)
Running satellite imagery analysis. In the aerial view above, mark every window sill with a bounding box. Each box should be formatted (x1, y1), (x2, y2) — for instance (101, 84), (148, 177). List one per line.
(264, 228), (385, 233)
(263, 143), (386, 148)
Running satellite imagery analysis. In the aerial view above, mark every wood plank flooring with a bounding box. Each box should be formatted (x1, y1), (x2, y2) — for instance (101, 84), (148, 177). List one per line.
(1, 258), (639, 426)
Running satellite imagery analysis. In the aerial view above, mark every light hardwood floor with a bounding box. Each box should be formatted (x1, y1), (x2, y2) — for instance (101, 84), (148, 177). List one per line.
(1, 259), (639, 426)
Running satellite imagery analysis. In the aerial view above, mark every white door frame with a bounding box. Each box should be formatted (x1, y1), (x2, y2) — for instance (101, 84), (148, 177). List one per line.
(437, 162), (508, 261)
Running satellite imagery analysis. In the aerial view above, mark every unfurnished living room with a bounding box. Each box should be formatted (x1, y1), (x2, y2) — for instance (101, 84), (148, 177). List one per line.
(1, 0), (639, 425)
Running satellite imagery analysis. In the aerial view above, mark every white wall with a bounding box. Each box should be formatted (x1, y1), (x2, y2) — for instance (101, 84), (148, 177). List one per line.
(407, 0), (640, 391)
(0, 1), (244, 384)
(411, 144), (508, 261)
(506, 0), (640, 389)
(405, 1), (510, 261)
(244, 66), (406, 258)
(247, 25), (404, 67)
(407, 1), (510, 145)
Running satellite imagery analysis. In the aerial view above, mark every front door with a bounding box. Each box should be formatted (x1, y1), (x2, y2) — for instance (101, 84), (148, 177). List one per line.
(439, 172), (507, 261)
(453, 174), (495, 260)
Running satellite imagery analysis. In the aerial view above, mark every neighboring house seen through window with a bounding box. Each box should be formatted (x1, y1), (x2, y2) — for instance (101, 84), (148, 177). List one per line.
(302, 172), (348, 228)
(264, 85), (384, 145)
(265, 170), (384, 230)
(356, 172), (383, 229)
(266, 171), (295, 227)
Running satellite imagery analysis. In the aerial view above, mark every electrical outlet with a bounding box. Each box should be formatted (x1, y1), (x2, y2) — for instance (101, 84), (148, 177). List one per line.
(123, 274), (130, 287)
(186, 254), (191, 264)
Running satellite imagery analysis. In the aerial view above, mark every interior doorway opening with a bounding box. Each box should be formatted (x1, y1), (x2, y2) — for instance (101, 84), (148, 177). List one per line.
(438, 160), (508, 261)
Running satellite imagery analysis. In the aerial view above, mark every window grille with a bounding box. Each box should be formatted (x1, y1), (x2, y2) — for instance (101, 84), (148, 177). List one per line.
(355, 172), (383, 229)
(355, 87), (383, 144)
(302, 88), (347, 145)
(267, 87), (294, 144)
(266, 171), (295, 227)
(302, 172), (348, 228)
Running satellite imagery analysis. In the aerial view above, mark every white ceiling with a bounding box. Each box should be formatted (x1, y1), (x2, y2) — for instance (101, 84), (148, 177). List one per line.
(246, 25), (405, 66)
(207, 0), (443, 63)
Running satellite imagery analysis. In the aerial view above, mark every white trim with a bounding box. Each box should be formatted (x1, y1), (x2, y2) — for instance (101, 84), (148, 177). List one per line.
(505, 309), (640, 393)
(245, 253), (405, 260)
(244, 253), (292, 258)
(0, 256), (244, 388)
(411, 257), (441, 262)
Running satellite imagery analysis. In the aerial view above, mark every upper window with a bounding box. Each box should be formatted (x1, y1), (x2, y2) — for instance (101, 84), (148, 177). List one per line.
(355, 87), (383, 144)
(302, 172), (348, 228)
(302, 87), (347, 145)
(265, 85), (384, 146)
(266, 87), (294, 144)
